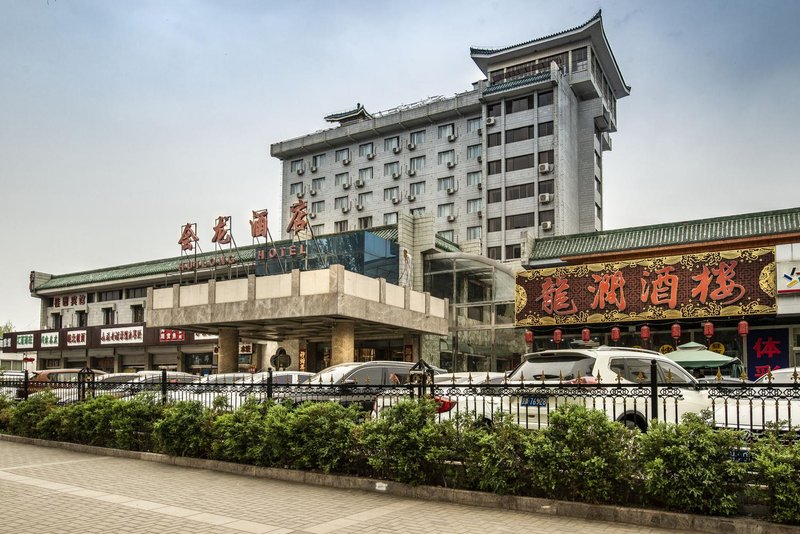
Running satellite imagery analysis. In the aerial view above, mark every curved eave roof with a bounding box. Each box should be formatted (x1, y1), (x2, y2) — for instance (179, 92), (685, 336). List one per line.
(471, 10), (630, 98)
(324, 104), (373, 123)
(528, 207), (800, 262)
(34, 225), (460, 291)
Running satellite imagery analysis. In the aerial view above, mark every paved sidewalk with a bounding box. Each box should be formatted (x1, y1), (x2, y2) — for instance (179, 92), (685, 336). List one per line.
(0, 440), (692, 534)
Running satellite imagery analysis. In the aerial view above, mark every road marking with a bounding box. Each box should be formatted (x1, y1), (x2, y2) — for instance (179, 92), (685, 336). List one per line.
(0, 456), (111, 470)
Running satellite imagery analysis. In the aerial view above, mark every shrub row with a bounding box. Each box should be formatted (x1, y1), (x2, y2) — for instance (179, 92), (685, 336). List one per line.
(0, 393), (798, 523)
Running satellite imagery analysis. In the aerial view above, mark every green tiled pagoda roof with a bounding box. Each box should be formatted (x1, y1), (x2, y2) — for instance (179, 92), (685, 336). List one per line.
(470, 10), (601, 56)
(36, 225), (458, 290)
(529, 207), (800, 262)
(483, 72), (552, 95)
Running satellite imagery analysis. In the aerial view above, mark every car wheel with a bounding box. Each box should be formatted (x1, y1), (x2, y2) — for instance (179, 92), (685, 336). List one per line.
(621, 414), (647, 432)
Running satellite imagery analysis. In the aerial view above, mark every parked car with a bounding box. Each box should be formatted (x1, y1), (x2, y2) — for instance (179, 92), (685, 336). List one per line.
(169, 371), (315, 409)
(713, 367), (800, 431)
(374, 347), (711, 431)
(269, 361), (446, 411)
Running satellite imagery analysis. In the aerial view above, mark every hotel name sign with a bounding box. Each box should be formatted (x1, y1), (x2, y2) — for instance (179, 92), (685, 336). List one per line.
(515, 247), (776, 326)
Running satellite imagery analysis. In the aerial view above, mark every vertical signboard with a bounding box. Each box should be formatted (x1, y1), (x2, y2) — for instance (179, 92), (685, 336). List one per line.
(746, 328), (790, 380)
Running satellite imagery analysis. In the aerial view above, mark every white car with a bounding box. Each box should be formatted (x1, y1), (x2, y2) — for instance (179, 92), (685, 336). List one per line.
(171, 371), (315, 409)
(374, 347), (711, 431)
(713, 367), (800, 431)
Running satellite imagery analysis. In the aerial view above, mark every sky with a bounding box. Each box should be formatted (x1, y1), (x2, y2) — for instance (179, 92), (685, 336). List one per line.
(1, 0), (799, 331)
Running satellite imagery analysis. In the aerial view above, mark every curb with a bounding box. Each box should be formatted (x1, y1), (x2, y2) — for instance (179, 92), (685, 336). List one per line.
(1, 433), (796, 534)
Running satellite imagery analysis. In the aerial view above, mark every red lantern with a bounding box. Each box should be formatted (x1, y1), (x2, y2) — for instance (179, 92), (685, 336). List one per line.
(610, 326), (621, 343)
(581, 327), (591, 342)
(553, 329), (563, 344)
(738, 320), (749, 336)
(671, 323), (682, 340)
(703, 321), (714, 339)
(524, 330), (534, 344)
(640, 325), (651, 342)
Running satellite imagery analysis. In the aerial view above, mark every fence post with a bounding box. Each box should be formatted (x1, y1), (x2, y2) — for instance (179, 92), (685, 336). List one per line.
(650, 359), (659, 421)
(161, 368), (168, 405)
(267, 367), (273, 400)
(22, 369), (29, 400)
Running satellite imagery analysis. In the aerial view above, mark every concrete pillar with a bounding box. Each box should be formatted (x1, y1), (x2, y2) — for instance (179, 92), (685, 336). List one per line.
(254, 343), (268, 372)
(331, 322), (354, 365)
(114, 352), (122, 373)
(218, 327), (239, 374)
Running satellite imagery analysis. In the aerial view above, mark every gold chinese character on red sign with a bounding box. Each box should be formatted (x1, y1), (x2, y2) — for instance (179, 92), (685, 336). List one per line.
(286, 199), (309, 234)
(250, 210), (268, 239)
(640, 266), (679, 309)
(211, 216), (232, 245)
(691, 260), (746, 305)
(587, 271), (627, 311)
(178, 223), (199, 251)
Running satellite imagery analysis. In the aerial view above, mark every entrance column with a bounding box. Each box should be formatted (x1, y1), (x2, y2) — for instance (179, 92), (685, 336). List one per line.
(218, 327), (239, 374)
(331, 322), (354, 366)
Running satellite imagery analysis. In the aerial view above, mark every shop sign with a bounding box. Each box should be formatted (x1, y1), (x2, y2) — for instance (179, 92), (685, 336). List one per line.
(709, 342), (725, 354)
(16, 334), (34, 349)
(40, 332), (59, 348)
(194, 333), (219, 341)
(658, 345), (674, 354)
(1, 337), (11, 349)
(516, 247), (776, 326)
(66, 330), (87, 347)
(746, 328), (790, 380)
(51, 294), (87, 308)
(777, 263), (800, 294)
(100, 326), (144, 345)
(159, 329), (186, 342)
(239, 343), (253, 354)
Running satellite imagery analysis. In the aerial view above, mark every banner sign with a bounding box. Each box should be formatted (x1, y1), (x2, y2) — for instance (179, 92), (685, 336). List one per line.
(746, 328), (790, 380)
(40, 332), (59, 348)
(516, 247), (776, 326)
(100, 326), (144, 345)
(159, 329), (186, 342)
(16, 334), (34, 349)
(66, 330), (87, 347)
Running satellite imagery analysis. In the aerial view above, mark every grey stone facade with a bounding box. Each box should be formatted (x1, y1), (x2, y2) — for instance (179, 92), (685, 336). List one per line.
(272, 12), (629, 262)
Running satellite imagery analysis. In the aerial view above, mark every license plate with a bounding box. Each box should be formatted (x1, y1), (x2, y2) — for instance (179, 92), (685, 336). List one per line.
(520, 396), (548, 407)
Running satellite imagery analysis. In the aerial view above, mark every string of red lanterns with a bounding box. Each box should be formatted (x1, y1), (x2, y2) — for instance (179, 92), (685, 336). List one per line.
(526, 319), (751, 349)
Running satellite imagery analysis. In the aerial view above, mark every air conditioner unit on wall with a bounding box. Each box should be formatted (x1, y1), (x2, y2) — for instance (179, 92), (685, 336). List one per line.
(296, 191), (305, 199)
(446, 161), (455, 169)
(538, 163), (553, 174)
(477, 156), (482, 163)
(407, 194), (416, 202)
(446, 187), (456, 195)
(485, 117), (496, 126)
(447, 134), (457, 142)
(393, 146), (402, 154)
(310, 166), (318, 173)
(391, 172), (401, 179)
(447, 214), (456, 222)
(367, 153), (375, 160)
(342, 206), (350, 214)
(407, 169), (416, 176)
(356, 204), (364, 211)
(343, 182), (351, 190)
(407, 143), (416, 150)
(391, 196), (401, 204)
(296, 168), (305, 175)
(477, 128), (483, 136)
(355, 179), (365, 188)
(477, 210), (483, 218)
(309, 189), (318, 196)
(540, 221), (553, 231)
(477, 182), (483, 190)
(308, 212), (317, 219)
(538, 193), (553, 204)
(343, 158), (351, 165)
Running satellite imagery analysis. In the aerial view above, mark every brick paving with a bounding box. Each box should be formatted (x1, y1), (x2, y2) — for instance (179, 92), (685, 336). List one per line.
(0, 441), (694, 533)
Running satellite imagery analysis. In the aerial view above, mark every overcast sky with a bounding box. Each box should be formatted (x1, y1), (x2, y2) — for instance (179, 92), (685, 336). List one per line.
(1, 0), (799, 331)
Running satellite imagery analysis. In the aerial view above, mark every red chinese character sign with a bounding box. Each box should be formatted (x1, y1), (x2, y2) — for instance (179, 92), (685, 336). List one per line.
(515, 247), (776, 326)
(747, 328), (789, 380)
(250, 210), (269, 240)
(178, 223), (199, 251)
(286, 199), (309, 235)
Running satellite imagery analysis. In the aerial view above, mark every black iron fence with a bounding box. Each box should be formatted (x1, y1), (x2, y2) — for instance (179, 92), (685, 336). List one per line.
(2, 366), (799, 433)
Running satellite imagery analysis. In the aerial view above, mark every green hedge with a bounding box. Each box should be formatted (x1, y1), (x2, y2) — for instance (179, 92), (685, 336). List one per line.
(1, 394), (798, 524)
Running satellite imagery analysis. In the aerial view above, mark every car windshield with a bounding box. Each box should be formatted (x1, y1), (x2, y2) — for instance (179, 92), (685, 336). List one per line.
(755, 368), (800, 384)
(308, 363), (362, 385)
(97, 374), (142, 384)
(510, 353), (595, 381)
